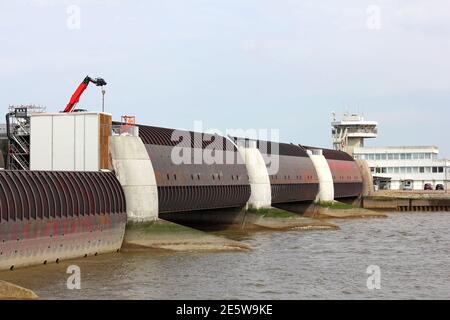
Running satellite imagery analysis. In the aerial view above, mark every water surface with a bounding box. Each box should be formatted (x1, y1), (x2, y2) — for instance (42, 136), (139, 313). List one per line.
(1, 212), (449, 300)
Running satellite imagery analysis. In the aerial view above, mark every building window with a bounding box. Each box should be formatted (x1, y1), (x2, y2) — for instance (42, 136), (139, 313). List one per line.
(425, 154), (431, 159)
(400, 154), (406, 160)
(432, 167), (438, 173)
(388, 154), (394, 160)
(412, 167), (419, 173)
(393, 154), (400, 160)
(400, 167), (406, 173)
(406, 154), (412, 160)
(438, 167), (444, 173)
(368, 154), (375, 160)
(419, 167), (425, 173)
(425, 167), (431, 173)
(407, 167), (412, 173)
(387, 167), (393, 174)
(375, 154), (381, 160)
(394, 167), (400, 173)
(419, 154), (425, 160)
(413, 153), (419, 160)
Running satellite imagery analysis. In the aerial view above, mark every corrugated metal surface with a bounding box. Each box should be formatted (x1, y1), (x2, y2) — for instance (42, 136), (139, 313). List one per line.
(252, 139), (309, 157)
(271, 184), (319, 204)
(321, 148), (356, 161)
(158, 185), (251, 213)
(137, 124), (237, 151)
(251, 140), (319, 203)
(333, 182), (363, 198)
(0, 171), (126, 223)
(320, 148), (363, 199)
(0, 170), (127, 271)
(135, 124), (251, 213)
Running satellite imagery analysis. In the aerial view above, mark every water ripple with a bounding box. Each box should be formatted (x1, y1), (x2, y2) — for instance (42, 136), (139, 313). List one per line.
(1, 212), (449, 300)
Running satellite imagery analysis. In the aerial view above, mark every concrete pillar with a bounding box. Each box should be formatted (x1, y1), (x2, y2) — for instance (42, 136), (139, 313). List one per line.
(307, 150), (334, 202)
(232, 139), (271, 209)
(110, 136), (158, 222)
(355, 160), (374, 196)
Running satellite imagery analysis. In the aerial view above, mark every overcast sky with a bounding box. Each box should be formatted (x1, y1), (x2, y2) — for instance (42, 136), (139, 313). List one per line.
(1, 0), (449, 157)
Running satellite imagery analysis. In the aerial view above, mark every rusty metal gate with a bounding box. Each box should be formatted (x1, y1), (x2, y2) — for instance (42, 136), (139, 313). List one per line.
(0, 170), (126, 221)
(321, 148), (363, 199)
(137, 124), (251, 213)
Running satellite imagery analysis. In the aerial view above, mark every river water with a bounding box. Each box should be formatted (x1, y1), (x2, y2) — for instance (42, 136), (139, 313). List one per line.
(1, 212), (449, 300)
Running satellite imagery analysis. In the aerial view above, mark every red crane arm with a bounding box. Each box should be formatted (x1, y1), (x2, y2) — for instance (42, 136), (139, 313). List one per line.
(63, 76), (91, 113)
(63, 76), (107, 113)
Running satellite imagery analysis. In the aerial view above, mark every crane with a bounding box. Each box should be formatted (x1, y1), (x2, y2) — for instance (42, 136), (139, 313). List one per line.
(63, 76), (107, 113)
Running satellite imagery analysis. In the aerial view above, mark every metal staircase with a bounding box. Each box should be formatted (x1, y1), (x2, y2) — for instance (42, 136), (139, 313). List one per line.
(9, 136), (30, 170)
(6, 105), (45, 170)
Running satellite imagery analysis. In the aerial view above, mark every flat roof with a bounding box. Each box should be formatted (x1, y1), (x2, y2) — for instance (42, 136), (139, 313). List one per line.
(354, 146), (439, 152)
(332, 121), (378, 126)
(30, 111), (112, 117)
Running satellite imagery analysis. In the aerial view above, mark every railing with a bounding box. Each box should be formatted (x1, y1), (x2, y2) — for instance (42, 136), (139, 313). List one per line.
(16, 119), (30, 136)
(10, 153), (29, 170)
(10, 134), (29, 154)
(9, 143), (30, 170)
(111, 124), (139, 137)
(344, 128), (378, 135)
(310, 149), (323, 156)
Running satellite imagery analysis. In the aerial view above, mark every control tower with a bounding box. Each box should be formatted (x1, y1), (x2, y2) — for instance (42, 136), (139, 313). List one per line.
(331, 112), (378, 156)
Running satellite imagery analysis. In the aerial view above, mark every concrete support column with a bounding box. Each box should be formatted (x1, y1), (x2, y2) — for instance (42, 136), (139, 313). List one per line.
(307, 150), (335, 202)
(232, 139), (271, 209)
(110, 136), (159, 222)
(355, 160), (374, 196)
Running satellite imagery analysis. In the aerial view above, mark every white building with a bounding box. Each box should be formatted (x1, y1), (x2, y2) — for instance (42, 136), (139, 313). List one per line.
(331, 112), (378, 155)
(353, 146), (450, 190)
(332, 113), (450, 191)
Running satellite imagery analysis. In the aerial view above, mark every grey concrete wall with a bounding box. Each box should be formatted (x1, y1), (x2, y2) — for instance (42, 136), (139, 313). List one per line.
(356, 160), (374, 197)
(110, 136), (159, 222)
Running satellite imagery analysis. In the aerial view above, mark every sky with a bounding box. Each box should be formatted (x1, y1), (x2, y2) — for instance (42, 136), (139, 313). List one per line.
(1, 0), (449, 157)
